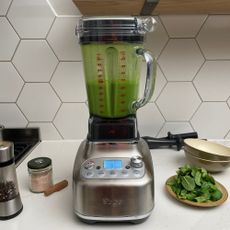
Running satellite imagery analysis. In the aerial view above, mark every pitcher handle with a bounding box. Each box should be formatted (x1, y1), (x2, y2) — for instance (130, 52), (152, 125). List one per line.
(132, 48), (156, 112)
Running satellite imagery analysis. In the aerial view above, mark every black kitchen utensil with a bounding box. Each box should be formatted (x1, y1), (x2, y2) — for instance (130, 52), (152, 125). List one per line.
(142, 131), (198, 151)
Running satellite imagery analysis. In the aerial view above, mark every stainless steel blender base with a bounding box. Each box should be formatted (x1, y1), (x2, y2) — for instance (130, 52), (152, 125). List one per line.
(75, 210), (153, 224)
(73, 138), (154, 223)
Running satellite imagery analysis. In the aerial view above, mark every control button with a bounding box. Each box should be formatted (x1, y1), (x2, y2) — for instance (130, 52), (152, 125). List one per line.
(85, 171), (94, 178)
(97, 170), (105, 177)
(121, 170), (129, 176)
(125, 165), (131, 169)
(84, 161), (95, 170)
(96, 166), (101, 170)
(130, 156), (143, 168)
(109, 170), (117, 176)
(133, 170), (141, 177)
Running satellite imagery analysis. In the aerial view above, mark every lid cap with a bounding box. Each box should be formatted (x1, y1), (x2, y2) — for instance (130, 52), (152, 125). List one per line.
(27, 157), (52, 170)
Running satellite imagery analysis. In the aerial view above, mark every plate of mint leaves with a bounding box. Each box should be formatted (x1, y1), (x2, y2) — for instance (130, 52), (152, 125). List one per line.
(166, 164), (228, 207)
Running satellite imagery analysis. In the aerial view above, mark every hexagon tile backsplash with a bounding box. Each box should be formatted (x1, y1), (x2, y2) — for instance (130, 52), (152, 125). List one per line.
(0, 0), (230, 140)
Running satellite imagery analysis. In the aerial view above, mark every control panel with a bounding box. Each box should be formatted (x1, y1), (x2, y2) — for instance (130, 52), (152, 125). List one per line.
(80, 156), (145, 179)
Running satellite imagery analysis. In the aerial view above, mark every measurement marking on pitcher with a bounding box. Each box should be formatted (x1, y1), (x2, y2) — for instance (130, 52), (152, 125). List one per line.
(119, 50), (127, 115)
(96, 53), (105, 115)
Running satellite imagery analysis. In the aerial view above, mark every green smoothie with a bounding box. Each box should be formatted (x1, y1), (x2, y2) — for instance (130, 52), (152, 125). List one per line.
(86, 79), (139, 118)
(81, 43), (142, 118)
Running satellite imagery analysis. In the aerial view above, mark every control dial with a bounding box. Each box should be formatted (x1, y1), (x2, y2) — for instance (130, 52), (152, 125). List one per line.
(130, 156), (143, 168)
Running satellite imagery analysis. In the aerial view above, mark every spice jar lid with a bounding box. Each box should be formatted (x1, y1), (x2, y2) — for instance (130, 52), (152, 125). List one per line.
(27, 157), (52, 170)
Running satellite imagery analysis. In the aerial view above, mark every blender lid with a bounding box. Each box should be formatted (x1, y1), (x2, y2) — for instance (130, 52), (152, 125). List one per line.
(76, 16), (157, 43)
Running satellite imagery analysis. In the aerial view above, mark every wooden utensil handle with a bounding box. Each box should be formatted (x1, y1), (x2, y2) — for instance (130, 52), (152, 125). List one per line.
(44, 180), (68, 196)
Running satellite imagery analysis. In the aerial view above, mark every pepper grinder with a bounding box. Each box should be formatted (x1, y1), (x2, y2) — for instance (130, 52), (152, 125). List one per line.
(0, 141), (23, 220)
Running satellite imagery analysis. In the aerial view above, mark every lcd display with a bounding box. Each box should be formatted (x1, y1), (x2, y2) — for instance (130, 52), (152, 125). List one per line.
(103, 160), (122, 169)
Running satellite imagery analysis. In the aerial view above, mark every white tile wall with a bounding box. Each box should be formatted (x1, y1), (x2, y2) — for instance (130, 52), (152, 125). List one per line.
(159, 15), (207, 38)
(47, 0), (81, 16)
(196, 15), (230, 59)
(158, 39), (204, 81)
(51, 62), (86, 102)
(193, 61), (230, 101)
(7, 0), (55, 38)
(47, 17), (81, 61)
(157, 122), (194, 137)
(191, 102), (230, 139)
(0, 17), (19, 60)
(0, 0), (12, 16)
(17, 83), (61, 121)
(0, 62), (23, 102)
(0, 104), (27, 127)
(156, 82), (201, 121)
(13, 40), (58, 82)
(0, 1), (230, 140)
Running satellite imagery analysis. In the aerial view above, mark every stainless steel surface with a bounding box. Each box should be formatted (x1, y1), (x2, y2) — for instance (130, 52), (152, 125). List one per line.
(0, 194), (23, 218)
(132, 48), (156, 112)
(80, 157), (145, 179)
(0, 141), (23, 219)
(0, 128), (40, 167)
(75, 211), (152, 222)
(73, 139), (154, 222)
(76, 16), (156, 37)
(0, 141), (14, 163)
(130, 156), (143, 168)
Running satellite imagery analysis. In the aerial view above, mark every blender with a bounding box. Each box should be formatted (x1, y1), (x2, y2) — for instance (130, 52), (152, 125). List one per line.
(73, 16), (157, 224)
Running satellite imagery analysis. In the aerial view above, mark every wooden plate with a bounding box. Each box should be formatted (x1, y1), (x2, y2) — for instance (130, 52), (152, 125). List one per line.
(165, 176), (228, 207)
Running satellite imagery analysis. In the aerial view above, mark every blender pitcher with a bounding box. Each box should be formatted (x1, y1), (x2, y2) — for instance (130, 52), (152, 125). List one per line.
(77, 16), (157, 119)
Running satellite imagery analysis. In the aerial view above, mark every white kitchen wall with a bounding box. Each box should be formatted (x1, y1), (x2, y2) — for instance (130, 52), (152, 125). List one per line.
(0, 0), (230, 140)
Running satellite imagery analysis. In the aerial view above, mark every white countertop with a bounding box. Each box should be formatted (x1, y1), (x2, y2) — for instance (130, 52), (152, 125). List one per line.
(1, 140), (230, 230)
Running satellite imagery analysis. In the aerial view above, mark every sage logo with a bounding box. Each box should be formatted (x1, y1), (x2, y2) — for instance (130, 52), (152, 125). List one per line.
(102, 198), (123, 207)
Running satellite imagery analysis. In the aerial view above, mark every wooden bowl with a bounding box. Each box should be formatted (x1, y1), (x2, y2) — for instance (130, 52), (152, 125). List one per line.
(166, 176), (228, 208)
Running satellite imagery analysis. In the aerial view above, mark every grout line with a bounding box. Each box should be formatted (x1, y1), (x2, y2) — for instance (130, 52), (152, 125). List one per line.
(49, 81), (63, 103)
(157, 15), (170, 39)
(155, 122), (165, 138)
(188, 120), (196, 133)
(191, 81), (203, 103)
(49, 61), (60, 83)
(204, 58), (230, 61)
(54, 60), (83, 62)
(191, 58), (205, 81)
(51, 99), (62, 122)
(189, 101), (202, 121)
(5, 14), (21, 39)
(10, 38), (20, 62)
(15, 101), (29, 125)
(154, 100), (167, 123)
(195, 38), (206, 61)
(52, 121), (64, 139)
(45, 15), (56, 40)
(5, 0), (13, 16)
(156, 36), (170, 61)
(195, 15), (209, 38)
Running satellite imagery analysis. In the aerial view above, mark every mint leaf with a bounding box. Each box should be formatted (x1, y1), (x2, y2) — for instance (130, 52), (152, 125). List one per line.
(168, 164), (223, 203)
(211, 189), (222, 201)
(195, 171), (202, 186)
(181, 176), (195, 191)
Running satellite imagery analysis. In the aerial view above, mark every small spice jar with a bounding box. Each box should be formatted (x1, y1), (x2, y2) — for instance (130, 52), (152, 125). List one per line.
(27, 157), (53, 193)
